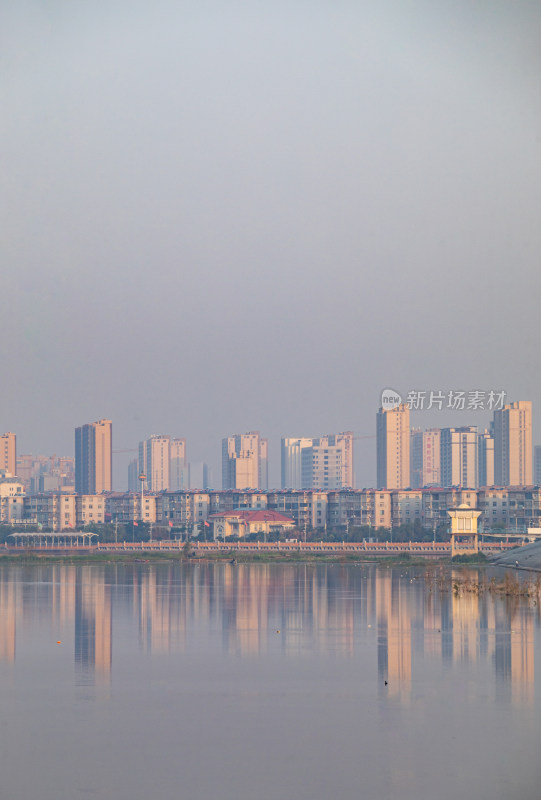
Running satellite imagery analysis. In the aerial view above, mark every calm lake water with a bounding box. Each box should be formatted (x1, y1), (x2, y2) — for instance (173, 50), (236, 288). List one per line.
(0, 560), (539, 800)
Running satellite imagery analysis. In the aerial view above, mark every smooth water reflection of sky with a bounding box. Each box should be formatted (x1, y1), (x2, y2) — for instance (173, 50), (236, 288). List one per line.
(0, 562), (539, 800)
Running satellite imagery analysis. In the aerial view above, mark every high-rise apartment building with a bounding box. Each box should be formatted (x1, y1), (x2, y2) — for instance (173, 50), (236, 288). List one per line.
(222, 432), (268, 490)
(281, 438), (313, 489)
(139, 435), (170, 492)
(138, 435), (188, 491)
(0, 433), (16, 476)
(190, 462), (210, 489)
(410, 428), (441, 488)
(478, 429), (495, 487)
(170, 438), (188, 490)
(535, 446), (541, 487)
(377, 405), (410, 490)
(128, 459), (139, 492)
(281, 433), (354, 490)
(494, 401), (532, 486)
(440, 427), (478, 488)
(75, 420), (112, 494)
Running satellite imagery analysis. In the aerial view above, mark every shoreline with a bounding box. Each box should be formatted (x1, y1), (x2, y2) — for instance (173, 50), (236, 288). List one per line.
(0, 550), (488, 567)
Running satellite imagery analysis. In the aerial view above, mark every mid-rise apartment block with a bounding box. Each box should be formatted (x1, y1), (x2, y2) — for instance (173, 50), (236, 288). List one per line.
(392, 490), (423, 526)
(23, 492), (76, 530)
(16, 484), (541, 533)
(222, 432), (268, 490)
(75, 419), (112, 494)
(0, 477), (24, 522)
(326, 489), (392, 529)
(377, 405), (410, 489)
(494, 401), (532, 486)
(105, 492), (157, 523)
(76, 495), (105, 526)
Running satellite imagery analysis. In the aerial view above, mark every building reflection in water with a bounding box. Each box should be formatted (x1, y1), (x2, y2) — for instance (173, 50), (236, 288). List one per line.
(0, 563), (537, 699)
(0, 572), (18, 664)
(75, 566), (112, 682)
(377, 571), (411, 698)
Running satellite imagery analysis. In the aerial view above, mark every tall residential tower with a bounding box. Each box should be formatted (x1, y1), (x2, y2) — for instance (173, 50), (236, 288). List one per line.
(410, 428), (441, 488)
(440, 427), (478, 488)
(0, 433), (16, 476)
(494, 401), (532, 486)
(281, 433), (354, 490)
(222, 432), (268, 490)
(138, 435), (188, 491)
(377, 405), (410, 489)
(75, 419), (112, 494)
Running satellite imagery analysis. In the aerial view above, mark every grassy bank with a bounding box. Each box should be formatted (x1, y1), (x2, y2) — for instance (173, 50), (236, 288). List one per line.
(0, 550), (454, 567)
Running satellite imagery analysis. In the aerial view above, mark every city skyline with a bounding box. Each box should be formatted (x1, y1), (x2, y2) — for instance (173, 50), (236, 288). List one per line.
(2, 396), (539, 492)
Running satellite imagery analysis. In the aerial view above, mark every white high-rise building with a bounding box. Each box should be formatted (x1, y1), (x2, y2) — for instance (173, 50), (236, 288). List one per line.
(281, 433), (354, 490)
(222, 432), (268, 490)
(138, 435), (188, 492)
(170, 438), (188, 490)
(139, 435), (170, 492)
(440, 427), (478, 488)
(281, 438), (314, 489)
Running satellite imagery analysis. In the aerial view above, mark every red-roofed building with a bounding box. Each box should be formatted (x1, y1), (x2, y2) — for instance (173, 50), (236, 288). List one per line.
(210, 509), (295, 539)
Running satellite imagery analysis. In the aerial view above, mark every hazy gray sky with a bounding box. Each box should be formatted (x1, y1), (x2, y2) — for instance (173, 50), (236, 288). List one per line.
(2, 0), (541, 487)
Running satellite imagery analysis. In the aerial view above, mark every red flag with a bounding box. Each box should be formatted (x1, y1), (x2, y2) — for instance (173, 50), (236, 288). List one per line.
(204, 521), (210, 527)
(133, 521), (138, 526)
(168, 521), (173, 527)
